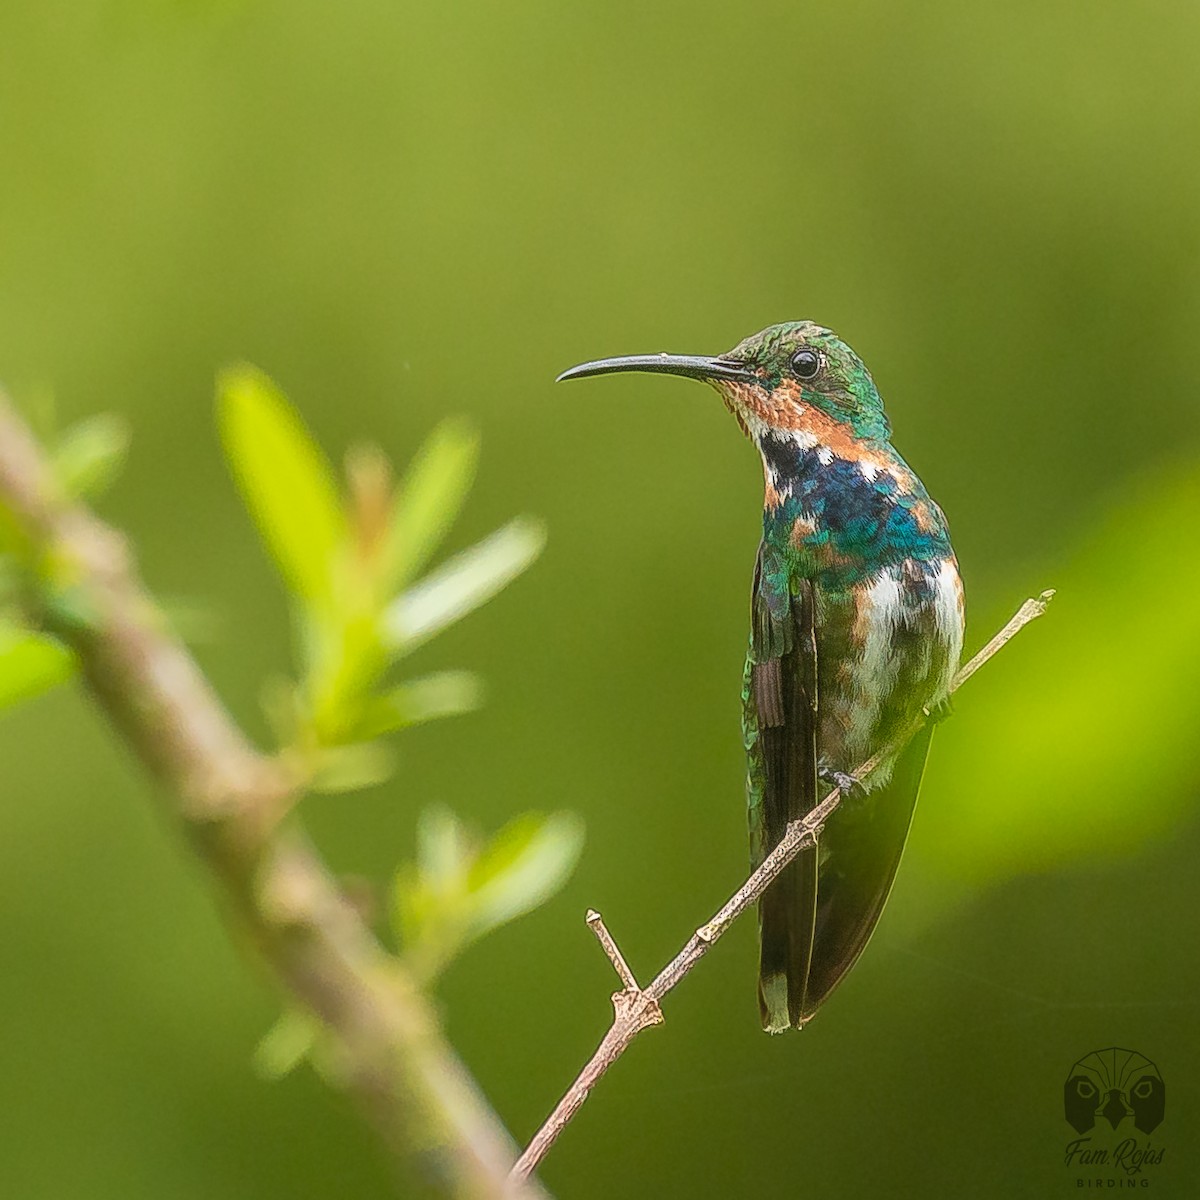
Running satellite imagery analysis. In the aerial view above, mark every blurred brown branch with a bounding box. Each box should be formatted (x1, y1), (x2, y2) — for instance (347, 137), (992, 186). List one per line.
(0, 393), (544, 1200)
(511, 588), (1055, 1186)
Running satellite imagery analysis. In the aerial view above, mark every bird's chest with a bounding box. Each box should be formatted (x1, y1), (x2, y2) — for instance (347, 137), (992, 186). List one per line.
(761, 442), (951, 591)
(813, 559), (962, 776)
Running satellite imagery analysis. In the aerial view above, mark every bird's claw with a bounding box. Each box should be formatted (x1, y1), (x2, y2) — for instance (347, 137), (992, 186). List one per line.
(821, 769), (862, 800)
(924, 696), (955, 725)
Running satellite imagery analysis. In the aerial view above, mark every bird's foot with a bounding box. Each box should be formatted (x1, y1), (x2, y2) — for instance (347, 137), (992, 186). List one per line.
(821, 769), (864, 802)
(924, 696), (955, 725)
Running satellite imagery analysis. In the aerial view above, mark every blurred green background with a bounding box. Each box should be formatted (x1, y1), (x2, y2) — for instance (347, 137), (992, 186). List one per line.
(2, 0), (1199, 1196)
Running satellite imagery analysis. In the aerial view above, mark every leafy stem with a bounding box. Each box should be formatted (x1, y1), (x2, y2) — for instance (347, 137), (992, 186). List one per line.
(0, 381), (564, 1199)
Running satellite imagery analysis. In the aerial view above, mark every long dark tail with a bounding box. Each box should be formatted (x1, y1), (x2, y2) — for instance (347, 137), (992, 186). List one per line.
(758, 723), (934, 1031)
(758, 845), (818, 1031)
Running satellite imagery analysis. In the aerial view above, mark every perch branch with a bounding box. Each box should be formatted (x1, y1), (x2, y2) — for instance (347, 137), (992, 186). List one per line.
(0, 393), (544, 1200)
(511, 588), (1055, 1184)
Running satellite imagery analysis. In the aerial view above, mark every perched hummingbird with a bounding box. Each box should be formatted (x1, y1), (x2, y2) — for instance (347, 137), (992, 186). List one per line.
(559, 322), (964, 1032)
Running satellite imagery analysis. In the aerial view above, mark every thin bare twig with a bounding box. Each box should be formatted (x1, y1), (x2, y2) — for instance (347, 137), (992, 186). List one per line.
(510, 588), (1055, 1184)
(585, 909), (643, 993)
(0, 394), (544, 1200)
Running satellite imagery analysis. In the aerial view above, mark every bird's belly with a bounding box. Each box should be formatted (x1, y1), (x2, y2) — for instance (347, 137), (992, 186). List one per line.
(815, 557), (963, 785)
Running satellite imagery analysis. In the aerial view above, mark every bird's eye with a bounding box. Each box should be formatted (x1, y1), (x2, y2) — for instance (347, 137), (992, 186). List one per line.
(1133, 1079), (1155, 1099)
(1076, 1081), (1097, 1100)
(790, 349), (822, 381)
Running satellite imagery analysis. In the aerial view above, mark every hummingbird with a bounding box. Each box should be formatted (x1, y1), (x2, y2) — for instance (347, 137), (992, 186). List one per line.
(558, 322), (964, 1032)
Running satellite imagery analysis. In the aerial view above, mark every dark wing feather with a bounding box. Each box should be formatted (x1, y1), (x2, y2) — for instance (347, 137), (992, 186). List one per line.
(746, 545), (820, 1031)
(745, 544), (936, 1029)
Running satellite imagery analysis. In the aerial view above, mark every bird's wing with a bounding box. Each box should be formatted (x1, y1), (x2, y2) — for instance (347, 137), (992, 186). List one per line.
(745, 549), (936, 1030)
(744, 542), (820, 1032)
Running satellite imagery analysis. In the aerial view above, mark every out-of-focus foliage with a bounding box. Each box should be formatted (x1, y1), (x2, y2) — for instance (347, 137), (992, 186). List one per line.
(0, 623), (76, 711)
(215, 366), (545, 766)
(385, 416), (479, 590)
(8, 361), (581, 1091)
(0, 405), (125, 706)
(216, 367), (576, 1032)
(254, 805), (583, 1077)
(354, 669), (483, 740)
(252, 1007), (322, 1083)
(1, 1), (1198, 1198)
(53, 413), (130, 501)
(394, 807), (585, 982)
(217, 366), (345, 609)
(384, 518), (546, 650)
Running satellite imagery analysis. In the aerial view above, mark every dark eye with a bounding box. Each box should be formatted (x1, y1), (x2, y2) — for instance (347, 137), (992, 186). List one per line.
(791, 349), (822, 380)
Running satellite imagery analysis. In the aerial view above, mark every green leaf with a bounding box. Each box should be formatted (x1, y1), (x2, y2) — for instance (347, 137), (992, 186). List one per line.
(0, 624), (76, 711)
(307, 741), (396, 794)
(253, 1008), (320, 1080)
(417, 804), (471, 888)
(391, 806), (471, 975)
(53, 414), (130, 500)
(384, 517), (545, 651)
(353, 670), (484, 740)
(391, 806), (584, 980)
(306, 608), (390, 744)
(465, 811), (586, 938)
(216, 365), (345, 605)
(385, 418), (480, 592)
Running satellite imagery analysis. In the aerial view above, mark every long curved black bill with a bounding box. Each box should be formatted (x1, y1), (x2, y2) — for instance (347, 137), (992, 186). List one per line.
(556, 353), (755, 385)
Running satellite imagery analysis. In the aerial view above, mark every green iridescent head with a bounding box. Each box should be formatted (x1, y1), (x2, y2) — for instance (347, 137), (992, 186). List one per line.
(558, 321), (891, 443)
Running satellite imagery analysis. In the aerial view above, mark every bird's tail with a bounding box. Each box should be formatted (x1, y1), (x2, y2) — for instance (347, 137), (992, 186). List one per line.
(757, 723), (935, 1032)
(757, 847), (818, 1033)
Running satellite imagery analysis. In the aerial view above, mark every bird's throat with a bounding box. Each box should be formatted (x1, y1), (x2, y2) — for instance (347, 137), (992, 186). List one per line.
(753, 428), (951, 587)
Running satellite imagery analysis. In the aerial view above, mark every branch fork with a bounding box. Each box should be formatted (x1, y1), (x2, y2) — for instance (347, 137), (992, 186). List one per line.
(586, 910), (662, 1032)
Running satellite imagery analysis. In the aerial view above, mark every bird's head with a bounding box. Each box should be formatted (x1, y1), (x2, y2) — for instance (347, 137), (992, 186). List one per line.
(558, 321), (891, 447)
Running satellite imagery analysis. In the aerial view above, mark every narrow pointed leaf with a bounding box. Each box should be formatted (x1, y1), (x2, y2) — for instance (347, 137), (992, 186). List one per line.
(391, 806), (473, 977)
(0, 625), (76, 711)
(417, 804), (471, 887)
(384, 517), (545, 650)
(465, 811), (585, 938)
(391, 866), (439, 951)
(217, 365), (345, 604)
(353, 670), (484, 740)
(385, 418), (480, 591)
(391, 807), (584, 980)
(253, 1009), (320, 1080)
(54, 414), (130, 500)
(307, 741), (396, 794)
